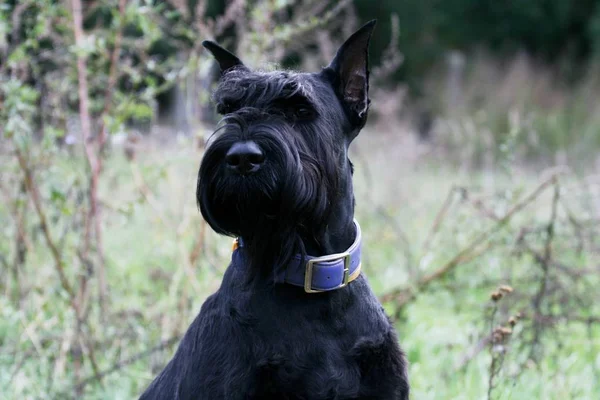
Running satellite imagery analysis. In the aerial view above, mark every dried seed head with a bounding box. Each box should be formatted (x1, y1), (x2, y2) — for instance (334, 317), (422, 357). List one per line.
(492, 332), (503, 343)
(490, 291), (503, 302)
(499, 285), (514, 294)
(499, 327), (513, 335)
(509, 317), (518, 326)
(492, 344), (506, 354)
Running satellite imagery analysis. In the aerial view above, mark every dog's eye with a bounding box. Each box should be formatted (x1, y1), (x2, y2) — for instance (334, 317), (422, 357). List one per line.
(295, 106), (314, 120)
(217, 102), (234, 115)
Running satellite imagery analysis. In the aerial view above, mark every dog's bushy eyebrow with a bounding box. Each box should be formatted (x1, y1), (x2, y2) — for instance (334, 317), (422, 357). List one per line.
(214, 70), (316, 108)
(279, 80), (310, 99)
(273, 93), (313, 107)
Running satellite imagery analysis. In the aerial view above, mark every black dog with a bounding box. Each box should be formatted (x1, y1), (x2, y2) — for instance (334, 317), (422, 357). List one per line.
(141, 21), (409, 399)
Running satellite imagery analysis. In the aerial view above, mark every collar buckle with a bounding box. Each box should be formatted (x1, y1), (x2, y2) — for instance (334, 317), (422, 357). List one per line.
(304, 251), (351, 293)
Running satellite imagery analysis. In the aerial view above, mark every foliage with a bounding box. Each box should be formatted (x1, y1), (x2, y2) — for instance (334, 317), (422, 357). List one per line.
(354, 0), (600, 87)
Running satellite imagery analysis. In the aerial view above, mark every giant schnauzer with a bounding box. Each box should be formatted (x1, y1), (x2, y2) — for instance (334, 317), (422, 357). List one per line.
(140, 20), (409, 399)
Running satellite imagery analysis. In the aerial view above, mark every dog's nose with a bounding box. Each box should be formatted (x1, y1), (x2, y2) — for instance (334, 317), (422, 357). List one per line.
(225, 141), (265, 175)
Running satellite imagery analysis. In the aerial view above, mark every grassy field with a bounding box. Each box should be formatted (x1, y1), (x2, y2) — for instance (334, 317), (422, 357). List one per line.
(1, 131), (599, 399)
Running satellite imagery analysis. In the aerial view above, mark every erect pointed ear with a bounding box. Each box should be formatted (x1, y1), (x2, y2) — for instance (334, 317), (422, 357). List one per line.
(326, 20), (376, 127)
(202, 40), (247, 74)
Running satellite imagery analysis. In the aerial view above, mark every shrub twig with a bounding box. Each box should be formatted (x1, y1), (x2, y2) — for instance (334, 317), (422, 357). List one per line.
(381, 172), (562, 307)
(70, 336), (181, 395)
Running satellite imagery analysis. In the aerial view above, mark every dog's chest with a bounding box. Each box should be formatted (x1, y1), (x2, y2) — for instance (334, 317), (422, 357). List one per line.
(232, 283), (388, 398)
(253, 339), (361, 398)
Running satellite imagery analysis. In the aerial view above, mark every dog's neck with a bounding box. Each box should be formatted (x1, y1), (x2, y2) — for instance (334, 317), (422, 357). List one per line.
(302, 206), (355, 257)
(303, 168), (356, 257)
(237, 183), (355, 273)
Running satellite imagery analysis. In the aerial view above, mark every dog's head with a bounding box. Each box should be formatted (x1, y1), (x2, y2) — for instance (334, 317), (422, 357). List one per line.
(197, 21), (375, 263)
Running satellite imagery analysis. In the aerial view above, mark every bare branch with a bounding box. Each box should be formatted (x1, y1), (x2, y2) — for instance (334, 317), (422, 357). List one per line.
(381, 172), (563, 306)
(14, 147), (77, 305)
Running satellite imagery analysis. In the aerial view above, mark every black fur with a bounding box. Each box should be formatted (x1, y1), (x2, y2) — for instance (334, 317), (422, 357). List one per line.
(141, 21), (409, 400)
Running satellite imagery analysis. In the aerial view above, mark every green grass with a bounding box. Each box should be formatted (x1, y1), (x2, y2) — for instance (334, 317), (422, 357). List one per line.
(1, 133), (599, 399)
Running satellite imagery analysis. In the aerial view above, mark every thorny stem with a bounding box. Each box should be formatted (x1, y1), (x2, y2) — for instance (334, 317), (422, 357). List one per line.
(487, 304), (499, 400)
(69, 0), (97, 277)
(529, 177), (560, 361)
(14, 145), (104, 393)
(69, 0), (114, 390)
(14, 147), (76, 303)
(70, 0), (128, 321)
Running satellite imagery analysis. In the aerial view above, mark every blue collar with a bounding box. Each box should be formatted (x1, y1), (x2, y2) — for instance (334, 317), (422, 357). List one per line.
(232, 220), (362, 293)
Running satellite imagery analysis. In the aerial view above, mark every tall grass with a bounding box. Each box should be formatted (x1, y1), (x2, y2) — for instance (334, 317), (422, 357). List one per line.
(422, 52), (600, 169)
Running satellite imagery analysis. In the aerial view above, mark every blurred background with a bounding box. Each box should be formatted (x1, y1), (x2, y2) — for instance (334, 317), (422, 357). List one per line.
(1, 0), (600, 398)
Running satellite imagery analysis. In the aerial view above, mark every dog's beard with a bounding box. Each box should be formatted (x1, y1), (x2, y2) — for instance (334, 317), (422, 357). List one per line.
(198, 125), (287, 237)
(203, 170), (280, 237)
(198, 157), (299, 271)
(197, 121), (340, 270)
